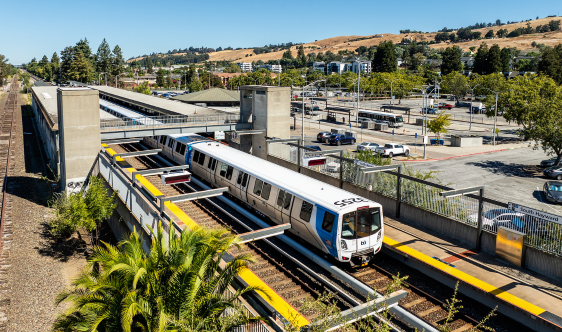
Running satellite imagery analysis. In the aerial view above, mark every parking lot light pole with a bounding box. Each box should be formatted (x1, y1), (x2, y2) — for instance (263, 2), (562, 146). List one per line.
(385, 78), (399, 106)
(301, 80), (326, 144)
(483, 87), (512, 146)
(440, 186), (485, 251)
(466, 84), (479, 131)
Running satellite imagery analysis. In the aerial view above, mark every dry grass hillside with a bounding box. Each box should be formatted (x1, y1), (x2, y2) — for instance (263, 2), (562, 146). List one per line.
(128, 17), (562, 64)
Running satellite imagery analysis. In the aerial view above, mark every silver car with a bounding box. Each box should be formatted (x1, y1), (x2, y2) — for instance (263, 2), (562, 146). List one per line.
(357, 142), (379, 152)
(544, 166), (562, 180)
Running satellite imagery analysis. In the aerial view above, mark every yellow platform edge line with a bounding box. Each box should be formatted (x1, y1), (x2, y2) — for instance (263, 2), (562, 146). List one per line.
(383, 236), (545, 316)
(100, 145), (309, 327)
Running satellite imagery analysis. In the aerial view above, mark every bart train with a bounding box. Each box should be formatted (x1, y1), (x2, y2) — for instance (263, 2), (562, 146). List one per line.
(144, 134), (384, 266)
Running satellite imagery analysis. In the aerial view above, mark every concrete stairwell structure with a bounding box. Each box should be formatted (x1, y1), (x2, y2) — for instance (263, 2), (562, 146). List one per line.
(238, 86), (291, 159)
(57, 87), (100, 194)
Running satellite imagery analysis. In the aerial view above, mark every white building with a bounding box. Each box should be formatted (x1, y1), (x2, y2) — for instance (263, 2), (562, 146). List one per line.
(236, 62), (253, 72)
(351, 60), (372, 74)
(327, 61), (351, 75)
(313, 61), (326, 73)
(259, 64), (282, 73)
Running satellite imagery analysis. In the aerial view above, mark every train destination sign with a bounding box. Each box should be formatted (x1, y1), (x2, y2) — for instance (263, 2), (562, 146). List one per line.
(508, 202), (562, 225)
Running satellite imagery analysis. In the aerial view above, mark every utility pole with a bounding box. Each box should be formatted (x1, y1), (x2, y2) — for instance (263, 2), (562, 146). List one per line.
(467, 84), (479, 131)
(484, 87), (511, 145)
(385, 77), (399, 106)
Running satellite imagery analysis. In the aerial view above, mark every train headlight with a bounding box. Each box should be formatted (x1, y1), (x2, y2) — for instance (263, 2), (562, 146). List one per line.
(377, 231), (381, 242)
(340, 240), (348, 250)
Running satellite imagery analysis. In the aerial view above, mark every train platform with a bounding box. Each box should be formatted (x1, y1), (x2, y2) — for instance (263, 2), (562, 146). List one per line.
(382, 216), (562, 330)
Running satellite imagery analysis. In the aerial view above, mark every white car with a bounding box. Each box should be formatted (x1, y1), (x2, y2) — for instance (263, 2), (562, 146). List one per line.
(357, 142), (380, 152)
(326, 161), (341, 173)
(375, 143), (410, 158)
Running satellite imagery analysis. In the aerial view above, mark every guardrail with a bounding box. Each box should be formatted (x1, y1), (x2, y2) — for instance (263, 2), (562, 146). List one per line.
(100, 113), (242, 131)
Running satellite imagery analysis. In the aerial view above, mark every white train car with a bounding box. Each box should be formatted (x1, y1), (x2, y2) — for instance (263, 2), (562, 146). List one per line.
(99, 99), (163, 126)
(144, 134), (384, 266)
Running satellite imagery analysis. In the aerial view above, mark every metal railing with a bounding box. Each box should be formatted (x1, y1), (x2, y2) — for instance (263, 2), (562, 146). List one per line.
(100, 113), (242, 131)
(268, 143), (562, 256)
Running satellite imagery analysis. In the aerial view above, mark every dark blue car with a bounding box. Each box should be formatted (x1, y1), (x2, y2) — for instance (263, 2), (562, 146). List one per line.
(328, 134), (356, 146)
(420, 107), (437, 114)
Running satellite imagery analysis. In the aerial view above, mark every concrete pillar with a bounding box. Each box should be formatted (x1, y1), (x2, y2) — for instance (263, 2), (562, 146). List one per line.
(57, 88), (100, 194)
(238, 86), (291, 159)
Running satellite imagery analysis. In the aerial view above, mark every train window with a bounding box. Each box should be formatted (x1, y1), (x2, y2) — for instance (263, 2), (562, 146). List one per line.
(261, 182), (271, 200)
(225, 166), (234, 180)
(197, 153), (206, 165)
(277, 190), (285, 207)
(167, 138), (174, 148)
(236, 171), (243, 184)
(193, 151), (200, 164)
(175, 142), (183, 153)
(341, 212), (356, 240)
(241, 173), (248, 187)
(219, 163), (228, 177)
(283, 193), (292, 210)
(299, 200), (313, 222)
(160, 136), (166, 144)
(322, 211), (336, 233)
(253, 179), (264, 196)
(370, 208), (381, 234)
(357, 208), (370, 238)
(208, 157), (215, 169)
(179, 144), (186, 155)
(211, 159), (217, 171)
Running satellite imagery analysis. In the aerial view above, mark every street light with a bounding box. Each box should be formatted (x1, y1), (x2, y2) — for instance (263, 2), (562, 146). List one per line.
(466, 83), (480, 131)
(440, 186), (485, 250)
(301, 80), (326, 144)
(483, 87), (512, 146)
(384, 78), (399, 106)
(415, 85), (436, 159)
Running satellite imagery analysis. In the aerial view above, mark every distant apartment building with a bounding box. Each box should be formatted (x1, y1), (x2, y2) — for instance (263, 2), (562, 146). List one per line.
(236, 62), (253, 72)
(351, 60), (372, 74)
(215, 73), (243, 87)
(460, 57), (474, 69)
(327, 61), (351, 75)
(313, 61), (326, 73)
(258, 64), (282, 73)
(397, 58), (404, 67)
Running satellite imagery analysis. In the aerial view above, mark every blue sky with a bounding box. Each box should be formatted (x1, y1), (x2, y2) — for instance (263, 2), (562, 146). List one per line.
(2, 0), (561, 64)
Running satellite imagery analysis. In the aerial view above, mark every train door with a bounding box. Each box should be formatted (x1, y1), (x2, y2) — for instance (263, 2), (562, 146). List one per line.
(164, 137), (175, 157)
(234, 170), (249, 202)
(158, 135), (167, 150)
(217, 161), (235, 193)
(315, 206), (338, 256)
(250, 178), (275, 221)
(174, 142), (187, 164)
(205, 157), (218, 185)
(275, 190), (293, 224)
(290, 197), (325, 250)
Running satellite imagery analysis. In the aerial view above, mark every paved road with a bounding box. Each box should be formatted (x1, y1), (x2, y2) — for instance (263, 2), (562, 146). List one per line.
(408, 148), (562, 215)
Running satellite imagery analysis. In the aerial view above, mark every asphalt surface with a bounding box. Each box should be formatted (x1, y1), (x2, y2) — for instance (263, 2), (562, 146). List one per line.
(408, 147), (562, 215)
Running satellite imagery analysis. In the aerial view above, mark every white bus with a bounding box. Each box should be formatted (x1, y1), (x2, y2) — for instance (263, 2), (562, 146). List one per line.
(358, 110), (404, 128)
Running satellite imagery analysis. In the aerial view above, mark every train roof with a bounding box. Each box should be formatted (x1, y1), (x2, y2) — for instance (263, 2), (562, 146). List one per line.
(99, 99), (146, 119)
(168, 133), (211, 144)
(192, 142), (380, 213)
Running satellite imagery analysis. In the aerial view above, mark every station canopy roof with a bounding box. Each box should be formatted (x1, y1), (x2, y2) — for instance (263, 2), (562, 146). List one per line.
(172, 88), (239, 103)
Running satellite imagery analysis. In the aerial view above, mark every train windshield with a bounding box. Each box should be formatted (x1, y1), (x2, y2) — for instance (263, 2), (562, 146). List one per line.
(341, 208), (381, 240)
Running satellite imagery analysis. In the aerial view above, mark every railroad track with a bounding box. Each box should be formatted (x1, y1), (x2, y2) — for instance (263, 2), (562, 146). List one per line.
(109, 144), (350, 323)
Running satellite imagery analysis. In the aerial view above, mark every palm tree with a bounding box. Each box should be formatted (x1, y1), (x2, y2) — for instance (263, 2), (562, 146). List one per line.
(53, 223), (265, 332)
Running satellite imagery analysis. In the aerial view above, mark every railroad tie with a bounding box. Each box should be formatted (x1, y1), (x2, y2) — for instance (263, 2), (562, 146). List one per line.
(450, 323), (474, 332)
(417, 306), (440, 318)
(402, 297), (427, 309)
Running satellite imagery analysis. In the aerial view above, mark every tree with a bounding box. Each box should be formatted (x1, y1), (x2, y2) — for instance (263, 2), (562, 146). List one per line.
(427, 111), (453, 140)
(485, 30), (495, 38)
(500, 47), (512, 72)
(59, 46), (75, 82)
(112, 45), (124, 81)
(188, 76), (203, 92)
(96, 38), (113, 78)
(441, 46), (463, 75)
(538, 44), (562, 84)
(68, 51), (94, 83)
(473, 43), (489, 75)
(282, 49), (294, 60)
(502, 75), (562, 165)
(223, 63), (241, 73)
(53, 222), (263, 331)
(146, 57), (153, 74)
(156, 69), (165, 87)
(487, 44), (502, 73)
(441, 72), (469, 103)
(372, 41), (397, 73)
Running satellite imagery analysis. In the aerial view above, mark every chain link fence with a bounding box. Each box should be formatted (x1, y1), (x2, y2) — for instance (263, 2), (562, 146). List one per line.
(268, 142), (562, 256)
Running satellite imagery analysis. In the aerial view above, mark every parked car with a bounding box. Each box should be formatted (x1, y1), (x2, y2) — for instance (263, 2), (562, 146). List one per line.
(540, 157), (559, 167)
(317, 131), (333, 142)
(420, 107), (437, 114)
(471, 106), (486, 113)
(375, 143), (410, 158)
(326, 161), (341, 173)
(471, 209), (527, 232)
(292, 107), (302, 113)
(544, 181), (562, 203)
(306, 109), (320, 116)
(437, 103), (453, 110)
(456, 101), (471, 107)
(304, 145), (322, 151)
(328, 134), (356, 146)
(357, 142), (380, 152)
(544, 166), (562, 180)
